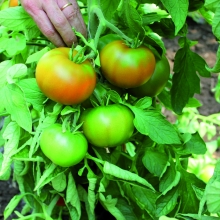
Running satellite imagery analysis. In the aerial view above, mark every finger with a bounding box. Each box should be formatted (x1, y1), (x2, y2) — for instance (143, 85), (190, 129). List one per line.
(21, 0), (65, 47)
(43, 0), (77, 47)
(59, 0), (87, 38)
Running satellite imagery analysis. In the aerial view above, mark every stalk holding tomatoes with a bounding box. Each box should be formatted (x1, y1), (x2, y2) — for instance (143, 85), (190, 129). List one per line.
(36, 47), (96, 105)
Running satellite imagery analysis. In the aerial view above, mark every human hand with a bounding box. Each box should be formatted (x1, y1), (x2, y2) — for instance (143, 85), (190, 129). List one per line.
(20, 0), (87, 47)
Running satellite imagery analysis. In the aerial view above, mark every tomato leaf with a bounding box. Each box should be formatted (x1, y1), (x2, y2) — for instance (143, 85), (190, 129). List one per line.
(171, 38), (207, 114)
(0, 60), (13, 88)
(66, 172), (81, 220)
(26, 47), (50, 64)
(1, 84), (32, 132)
(0, 122), (20, 180)
(131, 185), (159, 218)
(17, 78), (46, 112)
(119, 0), (145, 38)
(156, 187), (179, 217)
(77, 185), (96, 220)
(161, 0), (188, 35)
(100, 0), (120, 20)
(0, 6), (36, 31)
(128, 105), (180, 144)
(51, 172), (67, 192)
(159, 161), (181, 195)
(103, 161), (155, 190)
(177, 166), (205, 214)
(142, 148), (169, 178)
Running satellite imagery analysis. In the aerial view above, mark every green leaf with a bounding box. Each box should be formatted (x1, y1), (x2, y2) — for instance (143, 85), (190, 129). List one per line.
(100, 0), (120, 20)
(175, 132), (207, 155)
(161, 0), (188, 35)
(156, 187), (179, 217)
(0, 33), (26, 56)
(66, 172), (81, 220)
(77, 185), (96, 220)
(6, 64), (27, 84)
(171, 39), (202, 114)
(0, 122), (20, 180)
(120, 0), (144, 37)
(177, 166), (205, 213)
(103, 161), (155, 190)
(142, 148), (169, 177)
(51, 172), (66, 192)
(159, 161), (181, 195)
(0, 6), (36, 31)
(131, 185), (158, 218)
(1, 84), (32, 132)
(135, 97), (152, 109)
(34, 163), (67, 191)
(99, 193), (126, 220)
(17, 78), (46, 112)
(0, 60), (13, 87)
(206, 45), (220, 73)
(4, 194), (25, 219)
(206, 180), (220, 213)
(26, 47), (50, 64)
(128, 105), (180, 144)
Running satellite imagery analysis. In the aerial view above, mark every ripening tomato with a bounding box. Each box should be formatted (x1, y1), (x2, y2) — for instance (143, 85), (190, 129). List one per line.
(80, 104), (134, 147)
(9, 0), (18, 7)
(100, 40), (156, 89)
(40, 124), (88, 167)
(36, 47), (96, 105)
(128, 54), (170, 97)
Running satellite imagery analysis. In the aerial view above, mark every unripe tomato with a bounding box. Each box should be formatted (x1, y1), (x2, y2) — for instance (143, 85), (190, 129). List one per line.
(80, 104), (134, 147)
(100, 40), (156, 88)
(40, 124), (88, 167)
(128, 55), (170, 97)
(36, 47), (96, 105)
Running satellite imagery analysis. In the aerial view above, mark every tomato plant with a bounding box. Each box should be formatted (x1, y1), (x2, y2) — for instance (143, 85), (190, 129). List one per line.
(100, 40), (156, 88)
(40, 124), (88, 167)
(80, 104), (134, 147)
(36, 47), (96, 105)
(0, 0), (220, 219)
(128, 54), (170, 97)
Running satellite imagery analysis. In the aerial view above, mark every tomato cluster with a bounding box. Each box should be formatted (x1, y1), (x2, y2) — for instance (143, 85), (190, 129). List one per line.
(36, 36), (170, 167)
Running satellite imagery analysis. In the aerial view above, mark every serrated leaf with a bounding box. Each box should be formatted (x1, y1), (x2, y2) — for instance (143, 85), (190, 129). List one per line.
(1, 84), (32, 132)
(171, 42), (201, 114)
(128, 105), (180, 144)
(100, 0), (120, 20)
(0, 6), (36, 30)
(26, 47), (50, 64)
(156, 187), (179, 217)
(161, 0), (188, 35)
(103, 161), (155, 190)
(142, 148), (169, 177)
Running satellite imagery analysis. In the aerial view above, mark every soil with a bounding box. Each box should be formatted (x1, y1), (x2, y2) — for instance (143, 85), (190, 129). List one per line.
(0, 18), (219, 220)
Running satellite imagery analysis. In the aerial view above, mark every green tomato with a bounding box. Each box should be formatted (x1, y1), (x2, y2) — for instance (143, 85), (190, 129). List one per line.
(128, 54), (170, 97)
(80, 104), (134, 147)
(40, 124), (88, 167)
(199, 164), (215, 183)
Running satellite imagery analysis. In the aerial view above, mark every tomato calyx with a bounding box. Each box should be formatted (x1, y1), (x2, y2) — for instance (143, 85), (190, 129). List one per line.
(69, 28), (97, 64)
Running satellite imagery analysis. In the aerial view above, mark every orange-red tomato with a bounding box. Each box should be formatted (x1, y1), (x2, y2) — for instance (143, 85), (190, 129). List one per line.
(9, 0), (18, 7)
(36, 47), (97, 105)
